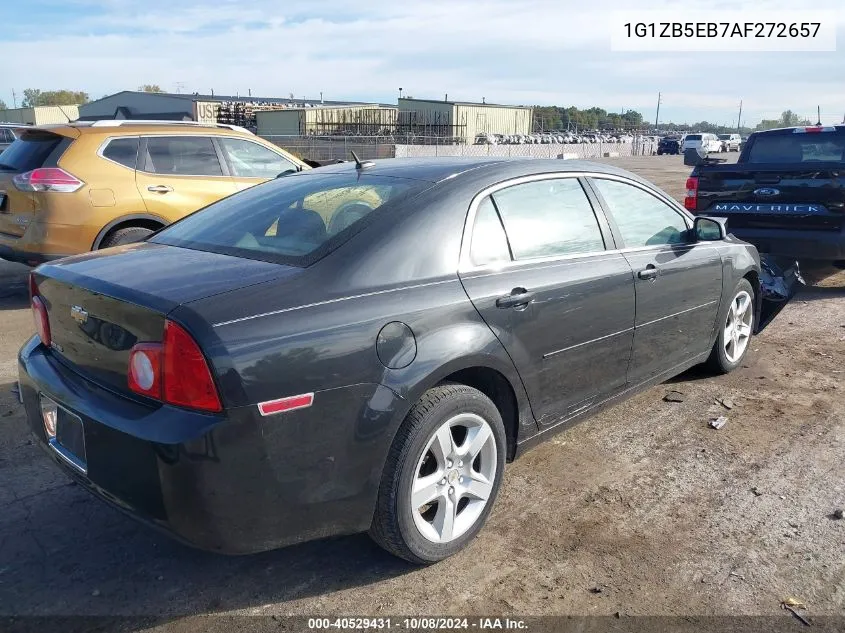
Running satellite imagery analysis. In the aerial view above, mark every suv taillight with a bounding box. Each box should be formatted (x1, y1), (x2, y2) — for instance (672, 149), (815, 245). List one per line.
(684, 176), (699, 211)
(128, 320), (222, 412)
(13, 167), (84, 193)
(29, 273), (51, 348)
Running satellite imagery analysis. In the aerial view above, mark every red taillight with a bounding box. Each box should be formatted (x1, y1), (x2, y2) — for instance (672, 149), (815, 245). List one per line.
(163, 321), (221, 412)
(128, 320), (221, 412)
(29, 273), (51, 348)
(13, 167), (84, 193)
(684, 176), (699, 211)
(128, 343), (163, 399)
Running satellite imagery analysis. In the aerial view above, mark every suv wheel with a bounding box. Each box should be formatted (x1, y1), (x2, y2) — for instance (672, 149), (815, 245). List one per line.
(100, 226), (155, 248)
(370, 384), (506, 564)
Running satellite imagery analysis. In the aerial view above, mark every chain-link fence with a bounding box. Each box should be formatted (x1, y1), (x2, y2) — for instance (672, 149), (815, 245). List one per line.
(261, 136), (398, 162)
(261, 135), (658, 163)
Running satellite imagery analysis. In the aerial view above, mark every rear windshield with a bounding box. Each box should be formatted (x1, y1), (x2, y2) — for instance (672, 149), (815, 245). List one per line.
(0, 132), (63, 172)
(747, 131), (845, 163)
(685, 135), (702, 141)
(152, 172), (426, 266)
(717, 135), (731, 140)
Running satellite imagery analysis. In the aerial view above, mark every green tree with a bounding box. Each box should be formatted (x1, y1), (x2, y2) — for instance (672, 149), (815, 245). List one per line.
(0, 99), (6, 110)
(780, 110), (800, 127)
(21, 89), (89, 107)
(138, 84), (163, 93)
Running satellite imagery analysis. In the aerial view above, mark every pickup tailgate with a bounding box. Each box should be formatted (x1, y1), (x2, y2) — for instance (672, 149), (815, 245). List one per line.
(697, 163), (845, 232)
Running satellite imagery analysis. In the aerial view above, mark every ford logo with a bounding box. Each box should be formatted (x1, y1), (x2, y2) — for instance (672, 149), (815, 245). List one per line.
(753, 187), (780, 197)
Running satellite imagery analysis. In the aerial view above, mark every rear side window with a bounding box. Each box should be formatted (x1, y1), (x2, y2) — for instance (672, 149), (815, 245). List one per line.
(152, 173), (425, 266)
(144, 136), (223, 176)
(470, 197), (511, 266)
(490, 178), (605, 260)
(747, 131), (845, 163)
(686, 135), (702, 141)
(0, 132), (62, 171)
(0, 129), (14, 143)
(101, 137), (139, 169)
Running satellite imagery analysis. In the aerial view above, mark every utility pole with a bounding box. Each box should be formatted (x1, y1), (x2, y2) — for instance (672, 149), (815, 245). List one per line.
(11, 89), (16, 108)
(398, 87), (403, 100)
(654, 92), (661, 127)
(737, 100), (743, 132)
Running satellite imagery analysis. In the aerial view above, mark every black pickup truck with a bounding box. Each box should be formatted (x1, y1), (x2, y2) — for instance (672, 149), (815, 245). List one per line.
(685, 125), (845, 265)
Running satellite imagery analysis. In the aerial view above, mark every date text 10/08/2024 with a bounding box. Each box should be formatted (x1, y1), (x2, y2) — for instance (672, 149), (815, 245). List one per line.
(307, 617), (528, 630)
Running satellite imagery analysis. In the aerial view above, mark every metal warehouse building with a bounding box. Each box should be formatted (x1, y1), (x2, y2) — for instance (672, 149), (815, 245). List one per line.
(0, 105), (80, 125)
(257, 105), (397, 136)
(397, 97), (533, 142)
(77, 91), (369, 123)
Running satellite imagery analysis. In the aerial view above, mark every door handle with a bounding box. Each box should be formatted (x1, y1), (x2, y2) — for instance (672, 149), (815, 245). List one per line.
(638, 265), (659, 281)
(147, 185), (173, 194)
(495, 288), (534, 309)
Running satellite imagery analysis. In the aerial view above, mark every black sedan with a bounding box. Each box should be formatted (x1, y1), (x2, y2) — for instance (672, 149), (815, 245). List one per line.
(19, 158), (761, 563)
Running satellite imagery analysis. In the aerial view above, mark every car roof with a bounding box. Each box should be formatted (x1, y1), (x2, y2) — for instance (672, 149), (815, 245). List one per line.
(303, 157), (652, 186)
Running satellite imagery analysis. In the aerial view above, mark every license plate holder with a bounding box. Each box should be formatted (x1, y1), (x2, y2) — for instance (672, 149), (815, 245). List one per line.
(41, 396), (87, 473)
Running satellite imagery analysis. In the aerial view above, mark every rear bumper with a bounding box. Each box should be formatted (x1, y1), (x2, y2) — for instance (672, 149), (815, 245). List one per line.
(724, 227), (845, 261)
(0, 218), (98, 264)
(18, 337), (397, 554)
(0, 243), (69, 265)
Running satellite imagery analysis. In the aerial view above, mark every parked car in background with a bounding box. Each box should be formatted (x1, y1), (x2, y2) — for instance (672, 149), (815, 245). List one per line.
(682, 133), (722, 154)
(20, 157), (761, 564)
(686, 124), (845, 265)
(718, 134), (742, 152)
(657, 137), (681, 155)
(0, 123), (27, 154)
(0, 120), (308, 266)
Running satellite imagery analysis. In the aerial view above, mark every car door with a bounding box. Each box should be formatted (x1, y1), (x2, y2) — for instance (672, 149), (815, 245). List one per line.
(217, 137), (301, 191)
(459, 175), (636, 426)
(588, 177), (723, 385)
(135, 135), (237, 221)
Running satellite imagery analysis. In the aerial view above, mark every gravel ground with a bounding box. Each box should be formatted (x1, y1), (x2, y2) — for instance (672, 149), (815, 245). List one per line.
(0, 154), (843, 628)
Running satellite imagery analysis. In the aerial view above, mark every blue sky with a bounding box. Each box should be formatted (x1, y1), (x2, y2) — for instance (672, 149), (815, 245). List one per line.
(2, 0), (844, 126)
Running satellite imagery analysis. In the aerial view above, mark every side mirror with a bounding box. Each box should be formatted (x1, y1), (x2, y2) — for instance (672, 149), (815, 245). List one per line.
(694, 216), (727, 241)
(275, 168), (298, 178)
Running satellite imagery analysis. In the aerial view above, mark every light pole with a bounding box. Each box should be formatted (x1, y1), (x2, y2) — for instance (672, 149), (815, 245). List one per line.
(398, 87), (403, 100)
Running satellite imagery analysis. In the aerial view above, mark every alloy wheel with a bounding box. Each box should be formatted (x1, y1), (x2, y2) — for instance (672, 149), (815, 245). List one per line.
(411, 413), (497, 544)
(724, 290), (753, 363)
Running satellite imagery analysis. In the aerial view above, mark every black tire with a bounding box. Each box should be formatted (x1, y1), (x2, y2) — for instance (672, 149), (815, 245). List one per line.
(100, 226), (155, 249)
(370, 383), (506, 564)
(706, 278), (755, 374)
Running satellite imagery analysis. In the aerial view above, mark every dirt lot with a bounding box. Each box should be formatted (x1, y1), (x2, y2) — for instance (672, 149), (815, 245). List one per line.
(0, 155), (843, 627)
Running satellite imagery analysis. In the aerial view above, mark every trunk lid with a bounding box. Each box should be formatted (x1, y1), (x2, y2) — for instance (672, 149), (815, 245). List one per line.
(0, 129), (73, 238)
(34, 242), (303, 394)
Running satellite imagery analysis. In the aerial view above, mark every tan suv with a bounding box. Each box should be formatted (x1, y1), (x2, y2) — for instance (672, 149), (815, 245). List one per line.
(0, 121), (307, 265)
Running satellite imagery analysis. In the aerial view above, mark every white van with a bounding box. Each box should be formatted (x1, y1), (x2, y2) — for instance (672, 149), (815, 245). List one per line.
(682, 133), (722, 154)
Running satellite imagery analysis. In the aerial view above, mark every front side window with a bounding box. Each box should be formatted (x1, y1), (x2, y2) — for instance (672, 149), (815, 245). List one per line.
(219, 137), (298, 178)
(152, 173), (425, 265)
(144, 136), (223, 176)
(592, 178), (688, 248)
(490, 178), (605, 260)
